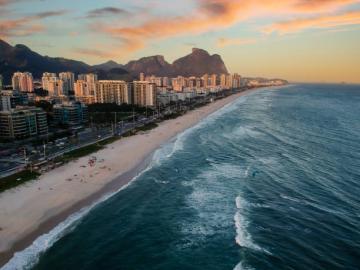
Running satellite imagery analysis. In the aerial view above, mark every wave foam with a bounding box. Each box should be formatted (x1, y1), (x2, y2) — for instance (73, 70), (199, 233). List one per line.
(236, 196), (270, 210)
(1, 159), (158, 270)
(234, 197), (270, 254)
(235, 212), (263, 252)
(234, 261), (255, 270)
(2, 93), (255, 269)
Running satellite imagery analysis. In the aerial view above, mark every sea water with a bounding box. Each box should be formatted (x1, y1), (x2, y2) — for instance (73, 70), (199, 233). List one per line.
(3, 84), (360, 270)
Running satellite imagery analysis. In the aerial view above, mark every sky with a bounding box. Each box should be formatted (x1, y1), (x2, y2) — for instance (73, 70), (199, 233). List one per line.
(1, 0), (360, 83)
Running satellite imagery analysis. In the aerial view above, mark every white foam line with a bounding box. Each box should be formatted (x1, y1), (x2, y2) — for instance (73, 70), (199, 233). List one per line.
(234, 261), (255, 270)
(2, 93), (255, 270)
(234, 197), (270, 255)
(1, 145), (170, 270)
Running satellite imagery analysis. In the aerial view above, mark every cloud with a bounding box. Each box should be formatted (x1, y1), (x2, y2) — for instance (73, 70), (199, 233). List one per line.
(33, 10), (68, 19)
(263, 10), (360, 34)
(0, 0), (12, 6)
(86, 7), (130, 18)
(217, 37), (257, 47)
(73, 48), (116, 58)
(0, 9), (66, 38)
(293, 0), (359, 12)
(92, 0), (359, 55)
(0, 19), (44, 38)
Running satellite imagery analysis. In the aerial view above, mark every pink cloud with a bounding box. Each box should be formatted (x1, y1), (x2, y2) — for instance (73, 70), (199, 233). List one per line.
(263, 10), (360, 34)
(92, 0), (360, 54)
(217, 37), (257, 47)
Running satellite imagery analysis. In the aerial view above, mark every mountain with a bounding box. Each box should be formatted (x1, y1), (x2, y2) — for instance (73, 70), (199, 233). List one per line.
(124, 48), (228, 78)
(91, 60), (123, 71)
(172, 48), (228, 77)
(0, 39), (129, 83)
(0, 39), (90, 83)
(0, 39), (229, 83)
(93, 68), (134, 82)
(124, 55), (173, 77)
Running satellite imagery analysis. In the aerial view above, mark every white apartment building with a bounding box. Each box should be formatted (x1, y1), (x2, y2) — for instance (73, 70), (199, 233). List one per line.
(95, 80), (130, 105)
(12, 72), (34, 92)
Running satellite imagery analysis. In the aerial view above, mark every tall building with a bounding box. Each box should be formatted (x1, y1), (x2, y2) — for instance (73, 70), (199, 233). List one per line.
(95, 80), (130, 105)
(42, 72), (56, 92)
(139, 73), (145, 81)
(202, 74), (209, 88)
(196, 78), (202, 89)
(85, 74), (97, 96)
(53, 102), (88, 126)
(220, 74), (226, 89)
(74, 80), (89, 97)
(210, 74), (217, 87)
(172, 76), (186, 92)
(132, 81), (156, 107)
(145, 75), (162, 87)
(162, 77), (170, 87)
(0, 91), (12, 111)
(0, 90), (28, 111)
(77, 73), (98, 96)
(74, 80), (96, 104)
(12, 72), (34, 92)
(232, 73), (241, 89)
(78, 74), (86, 81)
(0, 107), (48, 139)
(187, 77), (196, 88)
(42, 73), (64, 96)
(220, 74), (233, 89)
(59, 72), (75, 95)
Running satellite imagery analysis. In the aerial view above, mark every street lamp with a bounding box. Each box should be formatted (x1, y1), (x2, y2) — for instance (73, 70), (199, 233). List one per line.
(43, 141), (46, 159)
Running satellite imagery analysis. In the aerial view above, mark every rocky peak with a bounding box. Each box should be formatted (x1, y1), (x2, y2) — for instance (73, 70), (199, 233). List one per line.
(191, 48), (210, 56)
(172, 48), (228, 77)
(14, 44), (31, 51)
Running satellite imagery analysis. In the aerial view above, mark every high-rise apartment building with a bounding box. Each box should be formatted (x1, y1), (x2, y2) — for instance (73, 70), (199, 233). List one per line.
(0, 107), (48, 139)
(202, 74), (209, 88)
(42, 73), (64, 96)
(78, 74), (86, 81)
(86, 74), (97, 96)
(132, 81), (156, 107)
(220, 74), (226, 89)
(172, 76), (186, 92)
(139, 73), (145, 81)
(95, 80), (130, 105)
(74, 80), (89, 97)
(196, 78), (202, 89)
(232, 73), (241, 89)
(77, 73), (98, 96)
(162, 77), (170, 87)
(146, 75), (162, 87)
(0, 91), (12, 111)
(59, 72), (75, 95)
(210, 74), (217, 87)
(220, 74), (233, 89)
(0, 90), (27, 111)
(12, 72), (34, 92)
(74, 80), (96, 104)
(53, 102), (88, 126)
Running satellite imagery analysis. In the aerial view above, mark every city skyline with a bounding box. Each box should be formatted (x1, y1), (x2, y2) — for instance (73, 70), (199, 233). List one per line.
(1, 0), (360, 83)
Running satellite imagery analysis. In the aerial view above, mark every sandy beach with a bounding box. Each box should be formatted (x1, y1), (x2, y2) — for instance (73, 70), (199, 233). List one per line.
(0, 89), (253, 266)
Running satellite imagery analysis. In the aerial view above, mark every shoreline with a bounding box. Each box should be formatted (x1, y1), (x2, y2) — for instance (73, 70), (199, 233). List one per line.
(0, 88), (256, 267)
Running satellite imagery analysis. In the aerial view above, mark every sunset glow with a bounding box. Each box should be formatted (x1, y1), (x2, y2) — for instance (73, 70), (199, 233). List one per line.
(1, 0), (360, 83)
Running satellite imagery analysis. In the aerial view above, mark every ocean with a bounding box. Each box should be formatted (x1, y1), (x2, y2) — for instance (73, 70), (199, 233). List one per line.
(3, 84), (360, 270)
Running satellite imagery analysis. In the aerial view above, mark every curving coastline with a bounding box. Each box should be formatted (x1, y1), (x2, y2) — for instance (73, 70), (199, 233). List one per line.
(0, 89), (256, 268)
